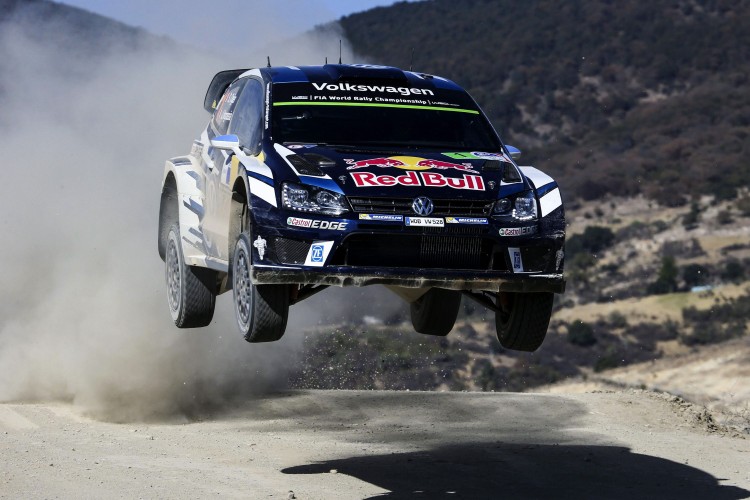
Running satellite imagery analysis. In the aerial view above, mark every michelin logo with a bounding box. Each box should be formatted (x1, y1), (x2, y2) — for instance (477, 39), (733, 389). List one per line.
(445, 217), (488, 225)
(359, 214), (403, 222)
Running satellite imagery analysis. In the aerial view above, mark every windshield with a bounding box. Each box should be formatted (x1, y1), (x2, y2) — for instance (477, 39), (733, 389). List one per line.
(271, 82), (502, 150)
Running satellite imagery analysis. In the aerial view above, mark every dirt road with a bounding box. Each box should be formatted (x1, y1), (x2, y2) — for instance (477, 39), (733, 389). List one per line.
(1, 391), (748, 499)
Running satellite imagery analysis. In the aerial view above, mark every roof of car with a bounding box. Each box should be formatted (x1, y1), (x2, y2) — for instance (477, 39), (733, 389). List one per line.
(204, 64), (466, 113)
(262, 64), (465, 92)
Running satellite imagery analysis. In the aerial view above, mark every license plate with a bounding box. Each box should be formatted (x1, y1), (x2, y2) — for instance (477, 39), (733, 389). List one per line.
(405, 217), (444, 227)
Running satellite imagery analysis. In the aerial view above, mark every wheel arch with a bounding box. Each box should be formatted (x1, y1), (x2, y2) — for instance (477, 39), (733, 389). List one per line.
(158, 172), (178, 261)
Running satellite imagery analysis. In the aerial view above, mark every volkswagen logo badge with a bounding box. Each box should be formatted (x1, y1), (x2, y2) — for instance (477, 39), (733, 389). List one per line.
(412, 196), (434, 216)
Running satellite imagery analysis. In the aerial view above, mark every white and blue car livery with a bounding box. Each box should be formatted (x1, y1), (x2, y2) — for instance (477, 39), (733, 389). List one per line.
(159, 64), (565, 351)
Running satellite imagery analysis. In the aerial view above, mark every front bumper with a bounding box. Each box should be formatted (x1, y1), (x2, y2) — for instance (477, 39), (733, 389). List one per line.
(249, 202), (566, 293)
(252, 265), (565, 293)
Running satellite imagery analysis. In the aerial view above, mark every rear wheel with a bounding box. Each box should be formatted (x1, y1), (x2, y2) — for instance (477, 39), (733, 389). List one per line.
(410, 288), (462, 336)
(233, 232), (289, 342)
(495, 292), (553, 352)
(165, 223), (216, 328)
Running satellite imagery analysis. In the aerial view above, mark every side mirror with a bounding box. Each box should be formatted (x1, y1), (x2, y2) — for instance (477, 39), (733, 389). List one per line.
(506, 145), (521, 160)
(211, 134), (240, 151)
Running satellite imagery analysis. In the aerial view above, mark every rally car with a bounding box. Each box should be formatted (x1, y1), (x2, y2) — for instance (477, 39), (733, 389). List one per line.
(158, 64), (565, 352)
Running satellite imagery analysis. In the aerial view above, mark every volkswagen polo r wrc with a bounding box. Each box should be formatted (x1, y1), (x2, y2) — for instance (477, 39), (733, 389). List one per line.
(158, 64), (565, 351)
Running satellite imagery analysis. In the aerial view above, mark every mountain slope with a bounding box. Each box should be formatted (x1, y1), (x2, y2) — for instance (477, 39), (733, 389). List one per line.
(340, 0), (750, 203)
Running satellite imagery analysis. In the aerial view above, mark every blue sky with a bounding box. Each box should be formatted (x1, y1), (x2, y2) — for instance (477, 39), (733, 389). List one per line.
(58, 1), (407, 53)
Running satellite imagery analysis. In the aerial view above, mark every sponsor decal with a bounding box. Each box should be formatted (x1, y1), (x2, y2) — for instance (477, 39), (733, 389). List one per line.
(350, 171), (485, 191)
(304, 241), (334, 267)
(310, 245), (324, 262)
(221, 111), (233, 121)
(287, 217), (348, 231)
(508, 247), (524, 273)
(264, 82), (270, 129)
(443, 151), (514, 163)
(405, 217), (444, 227)
(498, 226), (537, 237)
(359, 214), (403, 222)
(345, 156), (476, 173)
(445, 217), (488, 225)
(312, 82), (434, 96)
(190, 142), (203, 157)
(253, 236), (267, 260)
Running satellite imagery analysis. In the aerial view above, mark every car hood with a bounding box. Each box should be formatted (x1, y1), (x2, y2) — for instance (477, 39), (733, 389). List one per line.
(275, 143), (524, 200)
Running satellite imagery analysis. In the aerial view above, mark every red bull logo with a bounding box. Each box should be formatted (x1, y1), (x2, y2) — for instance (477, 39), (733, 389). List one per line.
(350, 171), (485, 191)
(345, 155), (477, 173)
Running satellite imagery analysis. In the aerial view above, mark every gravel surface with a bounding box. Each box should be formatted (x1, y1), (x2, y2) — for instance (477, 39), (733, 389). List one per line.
(1, 390), (748, 499)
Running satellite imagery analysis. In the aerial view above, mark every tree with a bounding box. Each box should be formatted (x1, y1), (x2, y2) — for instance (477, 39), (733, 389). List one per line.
(647, 256), (678, 294)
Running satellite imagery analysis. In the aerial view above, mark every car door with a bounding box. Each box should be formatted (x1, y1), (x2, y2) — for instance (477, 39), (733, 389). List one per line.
(202, 78), (246, 260)
(211, 78), (265, 255)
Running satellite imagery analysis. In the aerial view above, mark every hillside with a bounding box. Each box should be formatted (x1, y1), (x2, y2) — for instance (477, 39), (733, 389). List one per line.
(340, 0), (750, 204)
(0, 0), (170, 55)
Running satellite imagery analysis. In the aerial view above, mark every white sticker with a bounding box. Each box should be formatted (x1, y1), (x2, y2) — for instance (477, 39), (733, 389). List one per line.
(253, 236), (267, 260)
(287, 217), (348, 231)
(498, 226), (537, 237)
(445, 217), (488, 224)
(359, 214), (403, 222)
(405, 217), (444, 227)
(508, 247), (524, 273)
(304, 241), (334, 267)
(539, 187), (562, 217)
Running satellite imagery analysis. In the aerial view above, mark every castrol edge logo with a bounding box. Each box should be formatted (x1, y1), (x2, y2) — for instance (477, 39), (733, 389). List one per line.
(350, 170), (485, 191)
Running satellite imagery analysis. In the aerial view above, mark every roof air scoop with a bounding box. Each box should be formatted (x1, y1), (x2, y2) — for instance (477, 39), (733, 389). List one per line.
(322, 64), (408, 84)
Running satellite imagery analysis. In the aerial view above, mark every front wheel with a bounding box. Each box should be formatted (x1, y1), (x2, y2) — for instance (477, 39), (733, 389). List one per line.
(495, 292), (553, 352)
(233, 232), (289, 343)
(410, 288), (462, 336)
(165, 223), (216, 328)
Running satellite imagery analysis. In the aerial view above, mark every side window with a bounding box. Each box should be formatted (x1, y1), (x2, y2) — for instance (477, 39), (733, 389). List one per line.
(229, 79), (264, 154)
(212, 80), (245, 135)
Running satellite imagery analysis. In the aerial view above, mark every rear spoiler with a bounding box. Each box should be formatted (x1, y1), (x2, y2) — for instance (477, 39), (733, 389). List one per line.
(203, 69), (249, 113)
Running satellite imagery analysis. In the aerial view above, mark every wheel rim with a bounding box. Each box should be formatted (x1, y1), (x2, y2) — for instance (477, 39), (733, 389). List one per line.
(166, 236), (181, 313)
(235, 244), (252, 328)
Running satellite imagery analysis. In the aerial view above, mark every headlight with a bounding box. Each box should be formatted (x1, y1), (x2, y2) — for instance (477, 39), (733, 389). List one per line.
(281, 182), (349, 216)
(492, 190), (537, 221)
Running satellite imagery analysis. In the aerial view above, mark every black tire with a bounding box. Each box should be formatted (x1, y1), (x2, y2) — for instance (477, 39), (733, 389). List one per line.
(410, 288), (462, 336)
(495, 292), (553, 352)
(233, 232), (289, 342)
(165, 223), (216, 328)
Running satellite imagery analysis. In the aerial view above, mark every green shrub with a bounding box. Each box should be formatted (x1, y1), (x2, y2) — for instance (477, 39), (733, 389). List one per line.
(717, 210), (733, 225)
(721, 260), (745, 282)
(593, 350), (620, 372)
(567, 320), (596, 347)
(682, 202), (701, 230)
(682, 264), (710, 288)
(607, 311), (629, 329)
(567, 225), (616, 259)
(736, 196), (750, 216)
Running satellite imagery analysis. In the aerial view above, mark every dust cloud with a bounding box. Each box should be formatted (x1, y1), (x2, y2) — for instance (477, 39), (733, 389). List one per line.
(0, 9), (397, 422)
